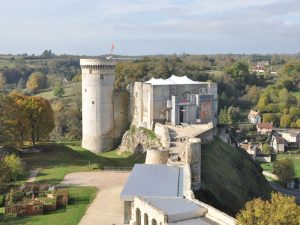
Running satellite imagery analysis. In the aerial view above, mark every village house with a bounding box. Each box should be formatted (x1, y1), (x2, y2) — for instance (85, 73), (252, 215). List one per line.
(240, 142), (256, 155)
(271, 136), (285, 153)
(256, 122), (273, 135)
(248, 110), (261, 124)
(278, 129), (300, 147)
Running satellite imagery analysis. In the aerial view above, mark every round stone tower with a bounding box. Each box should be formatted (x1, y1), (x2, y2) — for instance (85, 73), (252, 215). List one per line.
(80, 58), (117, 153)
(145, 148), (170, 164)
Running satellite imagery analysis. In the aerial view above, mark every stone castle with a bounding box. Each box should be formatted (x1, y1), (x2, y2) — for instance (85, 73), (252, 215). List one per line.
(80, 58), (217, 153)
(80, 58), (236, 225)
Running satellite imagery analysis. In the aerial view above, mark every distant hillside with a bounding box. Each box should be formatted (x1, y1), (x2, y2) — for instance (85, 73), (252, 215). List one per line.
(194, 138), (272, 217)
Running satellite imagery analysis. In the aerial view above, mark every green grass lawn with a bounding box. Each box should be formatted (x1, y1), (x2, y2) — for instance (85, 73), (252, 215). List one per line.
(20, 143), (145, 184)
(0, 143), (144, 225)
(0, 186), (97, 225)
(260, 153), (300, 177)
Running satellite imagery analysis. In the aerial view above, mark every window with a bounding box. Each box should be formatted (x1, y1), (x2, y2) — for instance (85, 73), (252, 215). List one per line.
(92, 101), (94, 104)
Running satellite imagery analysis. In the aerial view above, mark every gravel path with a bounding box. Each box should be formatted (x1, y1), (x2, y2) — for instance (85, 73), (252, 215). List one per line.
(61, 171), (130, 225)
(27, 168), (41, 182)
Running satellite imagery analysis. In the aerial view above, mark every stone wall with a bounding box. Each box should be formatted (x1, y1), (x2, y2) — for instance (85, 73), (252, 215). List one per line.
(130, 197), (166, 225)
(114, 91), (130, 145)
(154, 123), (171, 149)
(145, 148), (169, 164)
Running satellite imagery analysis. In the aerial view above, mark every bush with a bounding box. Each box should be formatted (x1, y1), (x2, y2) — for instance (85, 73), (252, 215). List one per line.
(0, 194), (5, 207)
(273, 158), (295, 184)
(4, 154), (24, 182)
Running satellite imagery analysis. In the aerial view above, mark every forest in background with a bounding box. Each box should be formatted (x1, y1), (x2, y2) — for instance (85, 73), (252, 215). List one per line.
(0, 50), (300, 142)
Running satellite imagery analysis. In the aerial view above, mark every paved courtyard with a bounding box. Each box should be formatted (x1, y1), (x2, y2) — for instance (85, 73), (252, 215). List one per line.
(62, 171), (130, 225)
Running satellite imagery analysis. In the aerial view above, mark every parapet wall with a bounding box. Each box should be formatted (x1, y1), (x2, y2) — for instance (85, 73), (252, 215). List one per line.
(154, 123), (171, 149)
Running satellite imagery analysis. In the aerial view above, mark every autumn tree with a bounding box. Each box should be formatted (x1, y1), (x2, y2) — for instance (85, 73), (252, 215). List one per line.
(273, 158), (295, 184)
(23, 96), (55, 145)
(0, 73), (6, 89)
(236, 192), (300, 225)
(26, 71), (47, 93)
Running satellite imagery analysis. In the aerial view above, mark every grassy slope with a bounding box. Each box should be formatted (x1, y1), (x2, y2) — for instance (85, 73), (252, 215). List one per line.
(194, 138), (272, 217)
(21, 143), (145, 184)
(260, 153), (300, 177)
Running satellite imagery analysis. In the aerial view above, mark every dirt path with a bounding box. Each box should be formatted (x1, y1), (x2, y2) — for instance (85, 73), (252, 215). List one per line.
(27, 168), (40, 182)
(61, 171), (130, 225)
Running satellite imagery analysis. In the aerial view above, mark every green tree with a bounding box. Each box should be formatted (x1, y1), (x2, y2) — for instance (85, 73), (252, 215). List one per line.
(218, 108), (228, 124)
(236, 192), (300, 225)
(295, 119), (300, 128)
(263, 113), (275, 123)
(262, 143), (271, 154)
(4, 154), (24, 182)
(256, 95), (269, 112)
(273, 158), (295, 184)
(280, 114), (292, 128)
(53, 81), (65, 97)
(0, 160), (10, 191)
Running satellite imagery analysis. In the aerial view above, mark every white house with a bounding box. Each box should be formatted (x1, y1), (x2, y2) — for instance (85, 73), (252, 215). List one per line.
(256, 122), (273, 135)
(248, 110), (261, 124)
(278, 130), (300, 147)
(271, 136), (285, 153)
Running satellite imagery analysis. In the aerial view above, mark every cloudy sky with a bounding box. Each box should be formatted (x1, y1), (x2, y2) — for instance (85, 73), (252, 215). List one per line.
(0, 0), (299, 55)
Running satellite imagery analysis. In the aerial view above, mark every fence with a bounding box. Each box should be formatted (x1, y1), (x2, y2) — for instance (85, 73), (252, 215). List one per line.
(103, 167), (133, 172)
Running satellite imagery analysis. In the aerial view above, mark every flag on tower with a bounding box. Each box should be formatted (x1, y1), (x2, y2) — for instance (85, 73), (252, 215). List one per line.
(111, 42), (115, 53)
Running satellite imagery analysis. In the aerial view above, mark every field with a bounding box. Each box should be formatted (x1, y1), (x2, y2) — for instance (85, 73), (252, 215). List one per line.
(0, 143), (145, 224)
(260, 153), (300, 178)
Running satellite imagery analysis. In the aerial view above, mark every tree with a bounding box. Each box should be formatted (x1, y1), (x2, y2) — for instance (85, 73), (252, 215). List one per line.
(53, 81), (65, 97)
(273, 158), (295, 184)
(262, 143), (271, 154)
(23, 96), (55, 145)
(263, 113), (275, 123)
(26, 72), (47, 93)
(218, 108), (228, 124)
(0, 73), (6, 89)
(280, 114), (292, 128)
(0, 160), (10, 191)
(236, 192), (300, 225)
(4, 154), (24, 182)
(256, 95), (269, 112)
(295, 119), (300, 128)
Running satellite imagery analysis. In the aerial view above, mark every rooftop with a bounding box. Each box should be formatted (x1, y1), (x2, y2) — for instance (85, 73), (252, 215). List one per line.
(257, 122), (273, 130)
(120, 164), (183, 201)
(145, 75), (206, 86)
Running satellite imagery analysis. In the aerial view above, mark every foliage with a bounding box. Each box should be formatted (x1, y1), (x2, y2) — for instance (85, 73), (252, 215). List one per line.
(0, 72), (6, 88)
(0, 93), (54, 146)
(236, 192), (300, 225)
(280, 114), (292, 128)
(5, 189), (24, 205)
(273, 158), (295, 184)
(261, 143), (271, 154)
(0, 160), (10, 191)
(53, 81), (65, 97)
(26, 72), (47, 93)
(4, 154), (24, 182)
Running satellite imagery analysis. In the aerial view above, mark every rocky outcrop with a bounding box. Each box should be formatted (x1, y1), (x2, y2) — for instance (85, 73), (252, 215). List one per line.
(117, 126), (161, 154)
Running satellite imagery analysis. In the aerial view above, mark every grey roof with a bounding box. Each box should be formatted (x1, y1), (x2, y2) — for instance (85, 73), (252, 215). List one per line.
(120, 164), (183, 201)
(143, 197), (207, 222)
(168, 218), (213, 225)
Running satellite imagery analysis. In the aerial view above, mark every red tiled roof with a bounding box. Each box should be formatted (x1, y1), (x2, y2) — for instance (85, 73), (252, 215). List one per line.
(276, 137), (285, 144)
(257, 122), (273, 130)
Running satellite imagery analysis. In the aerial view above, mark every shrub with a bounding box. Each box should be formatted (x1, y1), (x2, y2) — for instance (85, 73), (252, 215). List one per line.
(4, 154), (24, 182)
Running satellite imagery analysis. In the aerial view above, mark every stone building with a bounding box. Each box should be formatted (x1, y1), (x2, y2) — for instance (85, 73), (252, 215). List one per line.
(130, 75), (218, 130)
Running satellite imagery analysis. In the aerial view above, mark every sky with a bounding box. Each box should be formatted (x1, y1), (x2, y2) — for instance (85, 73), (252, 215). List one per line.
(0, 0), (300, 55)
